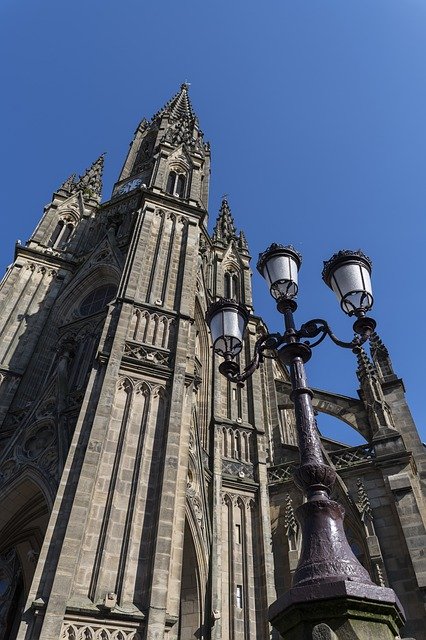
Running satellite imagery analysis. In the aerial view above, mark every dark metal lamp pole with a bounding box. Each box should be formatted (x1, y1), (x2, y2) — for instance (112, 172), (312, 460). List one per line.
(206, 245), (405, 639)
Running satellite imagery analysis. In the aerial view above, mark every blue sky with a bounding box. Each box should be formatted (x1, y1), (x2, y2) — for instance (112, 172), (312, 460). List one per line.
(1, 0), (425, 445)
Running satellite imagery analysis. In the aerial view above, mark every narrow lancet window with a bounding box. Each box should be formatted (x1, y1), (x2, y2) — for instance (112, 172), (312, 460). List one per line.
(166, 170), (186, 198)
(166, 171), (176, 195)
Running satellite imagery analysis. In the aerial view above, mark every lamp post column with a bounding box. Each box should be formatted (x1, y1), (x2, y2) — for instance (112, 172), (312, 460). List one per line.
(269, 305), (406, 640)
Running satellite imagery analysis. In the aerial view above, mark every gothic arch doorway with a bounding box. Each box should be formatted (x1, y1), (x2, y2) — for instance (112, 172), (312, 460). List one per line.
(0, 475), (50, 639)
(178, 520), (202, 640)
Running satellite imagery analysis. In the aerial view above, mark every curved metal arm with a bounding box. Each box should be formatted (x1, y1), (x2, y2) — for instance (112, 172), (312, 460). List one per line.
(218, 332), (287, 386)
(297, 316), (376, 351)
(217, 315), (376, 385)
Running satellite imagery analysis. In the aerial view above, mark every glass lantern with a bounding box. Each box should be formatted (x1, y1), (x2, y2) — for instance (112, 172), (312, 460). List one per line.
(206, 299), (249, 358)
(322, 250), (373, 316)
(256, 244), (302, 300)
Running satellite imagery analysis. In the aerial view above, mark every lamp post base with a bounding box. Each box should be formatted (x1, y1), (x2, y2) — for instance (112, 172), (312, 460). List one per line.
(269, 580), (405, 640)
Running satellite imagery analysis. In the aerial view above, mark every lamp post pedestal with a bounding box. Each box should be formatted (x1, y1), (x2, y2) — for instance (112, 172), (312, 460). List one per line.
(269, 580), (405, 640)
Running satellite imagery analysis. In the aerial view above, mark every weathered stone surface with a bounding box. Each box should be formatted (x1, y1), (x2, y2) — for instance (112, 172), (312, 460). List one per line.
(0, 86), (424, 640)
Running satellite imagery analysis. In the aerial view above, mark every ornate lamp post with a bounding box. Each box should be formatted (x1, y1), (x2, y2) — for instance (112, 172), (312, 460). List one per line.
(206, 245), (405, 640)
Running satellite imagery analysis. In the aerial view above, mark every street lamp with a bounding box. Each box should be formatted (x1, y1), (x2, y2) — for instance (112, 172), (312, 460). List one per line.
(206, 244), (404, 638)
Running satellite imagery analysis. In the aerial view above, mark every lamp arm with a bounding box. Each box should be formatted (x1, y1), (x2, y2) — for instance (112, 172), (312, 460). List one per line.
(297, 317), (376, 351)
(219, 333), (286, 386)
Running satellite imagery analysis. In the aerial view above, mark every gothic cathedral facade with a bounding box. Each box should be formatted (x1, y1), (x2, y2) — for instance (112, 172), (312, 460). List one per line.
(0, 86), (424, 640)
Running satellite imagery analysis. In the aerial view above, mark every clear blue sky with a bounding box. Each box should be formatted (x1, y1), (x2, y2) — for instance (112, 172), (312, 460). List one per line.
(1, 0), (425, 445)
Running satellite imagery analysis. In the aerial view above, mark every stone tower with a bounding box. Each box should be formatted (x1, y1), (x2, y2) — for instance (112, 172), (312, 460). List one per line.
(0, 86), (424, 640)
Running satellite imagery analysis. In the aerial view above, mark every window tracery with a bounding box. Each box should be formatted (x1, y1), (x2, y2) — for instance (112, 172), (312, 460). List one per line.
(79, 285), (116, 317)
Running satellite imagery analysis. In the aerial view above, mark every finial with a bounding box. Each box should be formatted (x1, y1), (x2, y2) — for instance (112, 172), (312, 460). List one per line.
(75, 153), (105, 201)
(59, 174), (77, 193)
(212, 197), (237, 244)
(355, 346), (376, 383)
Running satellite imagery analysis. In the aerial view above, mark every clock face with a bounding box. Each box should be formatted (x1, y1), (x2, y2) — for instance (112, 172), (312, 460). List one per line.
(114, 178), (142, 196)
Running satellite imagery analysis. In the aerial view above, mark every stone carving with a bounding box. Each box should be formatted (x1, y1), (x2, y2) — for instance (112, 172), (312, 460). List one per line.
(123, 342), (172, 368)
(221, 426), (253, 462)
(356, 477), (373, 521)
(0, 415), (58, 485)
(221, 492), (255, 510)
(22, 424), (55, 459)
(129, 310), (175, 349)
(329, 444), (375, 470)
(61, 624), (141, 640)
(312, 623), (338, 640)
(212, 198), (237, 244)
(0, 549), (21, 636)
(374, 559), (386, 587)
(221, 459), (254, 480)
(267, 462), (297, 485)
(284, 493), (298, 540)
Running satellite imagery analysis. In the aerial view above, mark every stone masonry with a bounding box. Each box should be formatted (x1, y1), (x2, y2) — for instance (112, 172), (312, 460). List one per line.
(0, 85), (424, 639)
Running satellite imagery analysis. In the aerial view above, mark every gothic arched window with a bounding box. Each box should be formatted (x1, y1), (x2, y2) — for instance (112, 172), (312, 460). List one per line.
(49, 220), (64, 247)
(224, 271), (239, 301)
(166, 171), (176, 195)
(49, 219), (75, 250)
(79, 284), (116, 317)
(58, 223), (74, 248)
(166, 170), (186, 198)
(176, 173), (186, 197)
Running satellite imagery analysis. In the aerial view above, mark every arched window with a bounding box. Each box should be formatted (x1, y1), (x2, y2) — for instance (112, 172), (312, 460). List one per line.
(49, 219), (75, 250)
(79, 284), (117, 317)
(49, 220), (64, 247)
(166, 170), (186, 198)
(224, 272), (232, 298)
(166, 171), (177, 195)
(176, 173), (186, 197)
(58, 223), (74, 248)
(224, 271), (239, 301)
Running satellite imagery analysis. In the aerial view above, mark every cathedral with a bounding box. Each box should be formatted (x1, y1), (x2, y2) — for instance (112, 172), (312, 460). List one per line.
(0, 85), (424, 640)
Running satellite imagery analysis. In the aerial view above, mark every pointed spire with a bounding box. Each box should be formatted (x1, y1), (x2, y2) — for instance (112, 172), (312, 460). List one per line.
(148, 84), (207, 155)
(356, 478), (373, 521)
(355, 346), (376, 384)
(153, 83), (196, 122)
(58, 174), (77, 194)
(369, 332), (397, 383)
(369, 331), (389, 359)
(284, 493), (298, 539)
(212, 198), (237, 244)
(238, 230), (250, 254)
(75, 154), (105, 201)
(355, 345), (397, 436)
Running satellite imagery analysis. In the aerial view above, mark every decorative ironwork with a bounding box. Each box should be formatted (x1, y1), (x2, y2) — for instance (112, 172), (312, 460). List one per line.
(257, 243), (302, 272)
(208, 264), (379, 589)
(321, 249), (372, 282)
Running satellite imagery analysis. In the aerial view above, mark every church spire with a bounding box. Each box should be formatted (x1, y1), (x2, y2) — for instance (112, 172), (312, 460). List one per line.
(58, 173), (77, 195)
(212, 198), (238, 245)
(153, 82), (196, 122)
(75, 154), (105, 202)
(369, 332), (397, 383)
(238, 229), (250, 255)
(116, 85), (210, 208)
